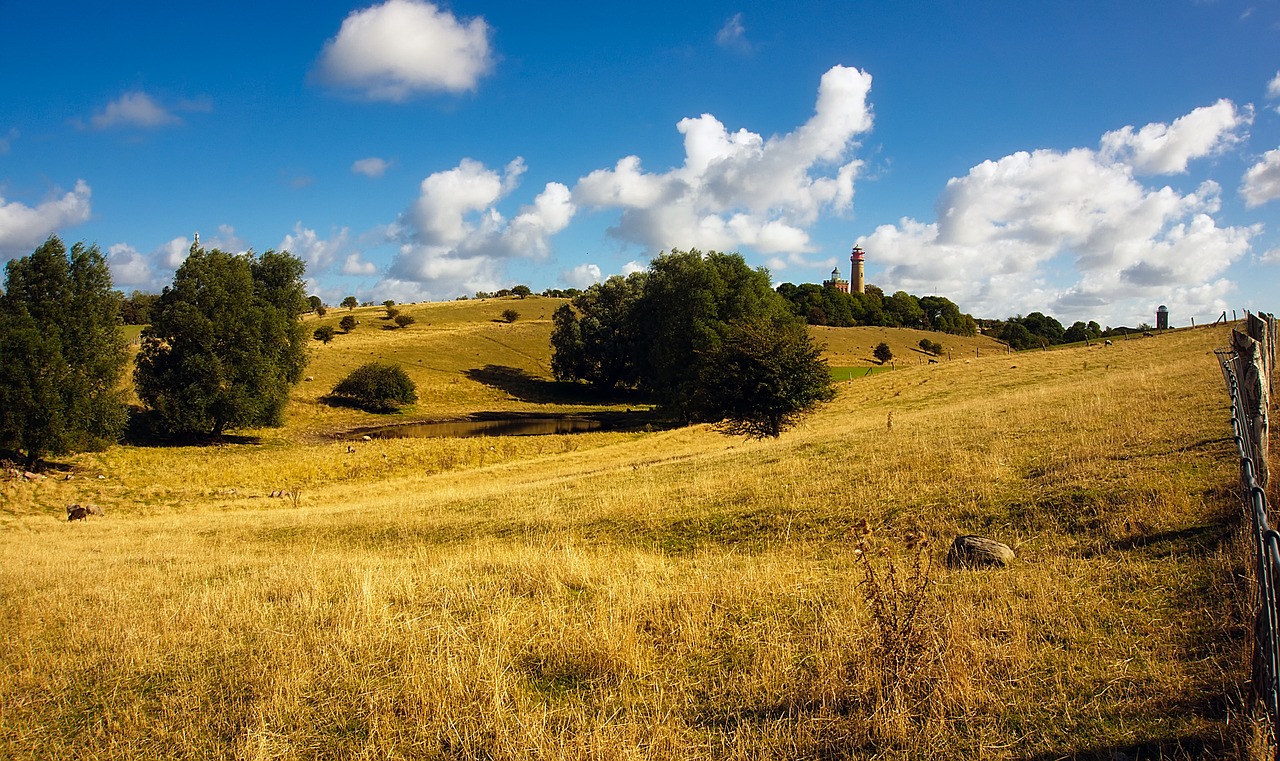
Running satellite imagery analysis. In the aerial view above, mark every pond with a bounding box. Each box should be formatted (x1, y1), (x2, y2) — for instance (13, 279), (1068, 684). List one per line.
(353, 416), (609, 440)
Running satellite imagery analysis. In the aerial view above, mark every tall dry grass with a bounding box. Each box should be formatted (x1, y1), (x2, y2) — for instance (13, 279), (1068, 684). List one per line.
(0, 323), (1263, 759)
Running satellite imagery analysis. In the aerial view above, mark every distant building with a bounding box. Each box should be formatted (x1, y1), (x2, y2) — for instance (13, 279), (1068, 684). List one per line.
(850, 245), (865, 294)
(823, 267), (849, 293)
(1157, 305), (1168, 330)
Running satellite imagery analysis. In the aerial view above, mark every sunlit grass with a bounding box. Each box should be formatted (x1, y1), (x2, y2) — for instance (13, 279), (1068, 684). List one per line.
(0, 318), (1263, 759)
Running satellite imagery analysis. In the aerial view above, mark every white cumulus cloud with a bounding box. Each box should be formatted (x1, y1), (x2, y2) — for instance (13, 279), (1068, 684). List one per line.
(385, 157), (577, 298)
(861, 101), (1257, 325)
(1269, 71), (1280, 109)
(314, 0), (493, 101)
(1098, 99), (1250, 174)
(574, 65), (873, 260)
(343, 252), (379, 276)
(562, 263), (602, 289)
(1242, 148), (1280, 207)
(279, 224), (352, 273)
(0, 180), (92, 257)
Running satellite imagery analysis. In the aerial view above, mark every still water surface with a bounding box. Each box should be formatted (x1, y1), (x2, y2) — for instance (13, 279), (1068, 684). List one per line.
(358, 417), (603, 439)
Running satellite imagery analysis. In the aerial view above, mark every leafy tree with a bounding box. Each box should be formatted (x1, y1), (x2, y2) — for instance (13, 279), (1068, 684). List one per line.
(999, 321), (1036, 350)
(918, 338), (943, 355)
(885, 291), (925, 328)
(511, 284), (532, 299)
(383, 300), (395, 308)
(551, 273), (647, 390)
(330, 363), (417, 412)
(339, 315), (358, 333)
(701, 317), (836, 439)
(637, 249), (792, 421)
(393, 314), (415, 328)
(314, 325), (336, 343)
(551, 249), (832, 435)
(341, 295), (358, 309)
(307, 295), (323, 312)
(501, 308), (520, 323)
(873, 342), (894, 364)
(120, 290), (160, 325)
(135, 245), (307, 436)
(316, 304), (327, 317)
(0, 237), (129, 466)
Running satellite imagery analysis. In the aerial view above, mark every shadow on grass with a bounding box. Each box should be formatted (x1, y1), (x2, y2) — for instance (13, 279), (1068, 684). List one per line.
(1020, 732), (1229, 760)
(464, 364), (647, 406)
(120, 407), (262, 448)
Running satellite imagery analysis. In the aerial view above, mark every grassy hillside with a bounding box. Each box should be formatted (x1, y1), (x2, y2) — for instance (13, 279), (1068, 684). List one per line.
(0, 309), (1266, 758)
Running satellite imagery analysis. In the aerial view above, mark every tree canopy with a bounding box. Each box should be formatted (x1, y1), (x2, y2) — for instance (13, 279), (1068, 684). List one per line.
(134, 245), (308, 437)
(0, 237), (129, 466)
(330, 362), (417, 413)
(551, 249), (834, 437)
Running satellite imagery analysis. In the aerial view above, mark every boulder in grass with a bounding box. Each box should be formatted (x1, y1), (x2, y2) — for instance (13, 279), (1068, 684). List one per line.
(946, 535), (1015, 569)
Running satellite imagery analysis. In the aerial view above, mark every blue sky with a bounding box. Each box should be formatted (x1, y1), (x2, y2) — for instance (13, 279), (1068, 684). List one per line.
(2, 0), (1278, 327)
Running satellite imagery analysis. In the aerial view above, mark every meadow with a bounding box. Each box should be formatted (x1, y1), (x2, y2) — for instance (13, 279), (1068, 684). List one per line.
(0, 298), (1266, 759)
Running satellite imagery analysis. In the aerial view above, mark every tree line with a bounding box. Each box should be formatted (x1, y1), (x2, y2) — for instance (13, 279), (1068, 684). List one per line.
(1, 237), (309, 466)
(775, 282), (978, 336)
(551, 249), (835, 439)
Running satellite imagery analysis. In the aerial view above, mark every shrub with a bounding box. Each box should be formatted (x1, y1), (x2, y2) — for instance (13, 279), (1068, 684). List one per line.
(330, 363), (417, 412)
(314, 325), (336, 343)
(339, 315), (358, 333)
(501, 309), (520, 323)
(874, 342), (894, 364)
(918, 338), (943, 355)
(385, 306), (400, 320)
(394, 314), (416, 328)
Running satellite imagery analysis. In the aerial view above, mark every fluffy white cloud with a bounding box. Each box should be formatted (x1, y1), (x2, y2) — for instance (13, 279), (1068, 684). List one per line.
(315, 0), (492, 101)
(386, 157), (577, 297)
(352, 157), (391, 177)
(106, 243), (155, 289)
(0, 180), (92, 257)
(562, 263), (602, 289)
(1242, 148), (1280, 208)
(1269, 71), (1280, 109)
(862, 101), (1257, 325)
(342, 252), (379, 276)
(279, 224), (351, 273)
(89, 92), (183, 130)
(1098, 99), (1249, 174)
(574, 65), (873, 259)
(103, 236), (193, 291)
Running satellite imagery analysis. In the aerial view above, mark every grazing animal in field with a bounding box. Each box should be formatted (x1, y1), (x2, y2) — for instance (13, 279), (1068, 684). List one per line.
(85, 504), (105, 516)
(66, 505), (88, 521)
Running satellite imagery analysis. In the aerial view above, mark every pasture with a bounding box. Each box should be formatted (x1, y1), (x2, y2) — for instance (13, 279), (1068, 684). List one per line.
(0, 300), (1264, 758)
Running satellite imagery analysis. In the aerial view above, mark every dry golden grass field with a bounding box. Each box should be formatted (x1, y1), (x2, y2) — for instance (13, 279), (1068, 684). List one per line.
(0, 298), (1270, 759)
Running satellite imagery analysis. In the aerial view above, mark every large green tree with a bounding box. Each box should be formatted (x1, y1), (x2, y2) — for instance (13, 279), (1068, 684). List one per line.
(551, 249), (834, 436)
(550, 272), (647, 390)
(0, 237), (128, 466)
(134, 245), (308, 436)
(699, 316), (837, 439)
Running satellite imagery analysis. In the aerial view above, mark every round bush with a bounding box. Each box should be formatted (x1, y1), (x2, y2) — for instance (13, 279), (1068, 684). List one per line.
(330, 363), (418, 413)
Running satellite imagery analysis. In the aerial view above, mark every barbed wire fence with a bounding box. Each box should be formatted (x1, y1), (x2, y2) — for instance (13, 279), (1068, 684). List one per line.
(1216, 311), (1277, 757)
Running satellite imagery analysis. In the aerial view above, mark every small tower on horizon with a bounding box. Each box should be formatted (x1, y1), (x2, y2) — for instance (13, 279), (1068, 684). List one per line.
(850, 245), (866, 294)
(1157, 304), (1169, 330)
(823, 266), (849, 293)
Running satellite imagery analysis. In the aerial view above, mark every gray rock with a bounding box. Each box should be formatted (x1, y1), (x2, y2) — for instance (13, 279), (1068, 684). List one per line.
(946, 535), (1015, 569)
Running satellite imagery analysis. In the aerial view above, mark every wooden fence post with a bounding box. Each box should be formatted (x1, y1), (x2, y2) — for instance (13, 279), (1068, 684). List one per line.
(1232, 329), (1270, 488)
